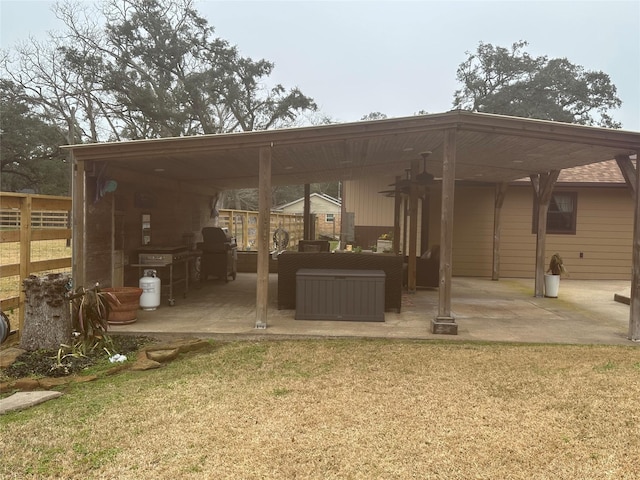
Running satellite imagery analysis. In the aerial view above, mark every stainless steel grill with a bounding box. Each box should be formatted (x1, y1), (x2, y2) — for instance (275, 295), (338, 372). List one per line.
(134, 246), (192, 306)
(138, 246), (189, 265)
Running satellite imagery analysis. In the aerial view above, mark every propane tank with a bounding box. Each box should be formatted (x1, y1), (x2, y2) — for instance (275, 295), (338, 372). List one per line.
(139, 269), (161, 310)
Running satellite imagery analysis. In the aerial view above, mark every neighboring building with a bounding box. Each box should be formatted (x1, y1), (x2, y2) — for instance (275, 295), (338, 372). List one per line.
(274, 193), (342, 240)
(345, 159), (633, 280)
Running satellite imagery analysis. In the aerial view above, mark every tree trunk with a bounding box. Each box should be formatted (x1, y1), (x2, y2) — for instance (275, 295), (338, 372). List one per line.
(20, 273), (72, 351)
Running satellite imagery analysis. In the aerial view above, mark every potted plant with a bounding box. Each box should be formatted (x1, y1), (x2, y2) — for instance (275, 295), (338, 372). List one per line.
(544, 253), (568, 298)
(376, 232), (393, 254)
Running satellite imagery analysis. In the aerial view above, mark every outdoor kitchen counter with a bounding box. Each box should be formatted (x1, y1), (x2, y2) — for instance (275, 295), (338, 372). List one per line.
(132, 247), (200, 306)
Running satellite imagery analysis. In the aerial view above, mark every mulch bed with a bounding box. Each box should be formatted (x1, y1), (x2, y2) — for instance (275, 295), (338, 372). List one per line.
(3, 335), (153, 379)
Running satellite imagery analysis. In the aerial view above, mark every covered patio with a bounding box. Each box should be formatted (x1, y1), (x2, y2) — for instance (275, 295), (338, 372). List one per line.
(107, 273), (632, 346)
(64, 111), (640, 339)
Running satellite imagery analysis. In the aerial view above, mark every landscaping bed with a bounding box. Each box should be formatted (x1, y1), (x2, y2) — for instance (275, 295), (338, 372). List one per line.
(2, 335), (154, 380)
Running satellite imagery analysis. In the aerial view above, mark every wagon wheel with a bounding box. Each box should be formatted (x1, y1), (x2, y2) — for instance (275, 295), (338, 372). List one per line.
(273, 228), (289, 252)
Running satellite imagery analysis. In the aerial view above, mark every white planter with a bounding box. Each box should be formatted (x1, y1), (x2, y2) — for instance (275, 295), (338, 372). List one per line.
(544, 274), (560, 298)
(376, 239), (393, 253)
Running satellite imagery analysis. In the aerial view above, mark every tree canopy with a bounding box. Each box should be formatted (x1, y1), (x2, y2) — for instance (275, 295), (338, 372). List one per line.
(453, 40), (622, 128)
(0, 0), (317, 195)
(0, 80), (69, 194)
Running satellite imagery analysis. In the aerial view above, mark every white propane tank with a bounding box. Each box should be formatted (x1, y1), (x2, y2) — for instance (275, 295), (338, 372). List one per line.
(139, 269), (161, 310)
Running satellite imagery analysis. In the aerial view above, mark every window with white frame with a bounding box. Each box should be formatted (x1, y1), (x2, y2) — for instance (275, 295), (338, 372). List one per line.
(532, 192), (577, 234)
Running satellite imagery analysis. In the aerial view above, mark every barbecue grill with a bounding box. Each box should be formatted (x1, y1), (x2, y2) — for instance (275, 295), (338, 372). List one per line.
(198, 227), (237, 282)
(134, 245), (192, 306)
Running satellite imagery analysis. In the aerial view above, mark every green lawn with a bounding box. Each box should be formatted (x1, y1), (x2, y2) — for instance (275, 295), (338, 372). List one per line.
(2, 339), (639, 479)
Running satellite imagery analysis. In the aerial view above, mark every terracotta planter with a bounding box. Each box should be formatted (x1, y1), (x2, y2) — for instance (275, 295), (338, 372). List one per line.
(103, 287), (143, 325)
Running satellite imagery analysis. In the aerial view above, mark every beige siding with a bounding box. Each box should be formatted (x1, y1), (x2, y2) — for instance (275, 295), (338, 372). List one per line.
(349, 177), (634, 280)
(452, 187), (495, 277)
(428, 186), (495, 277)
(345, 177), (396, 225)
(433, 184), (633, 279)
(500, 186), (633, 280)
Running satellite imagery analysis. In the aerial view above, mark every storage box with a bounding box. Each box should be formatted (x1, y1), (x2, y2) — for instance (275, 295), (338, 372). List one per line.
(295, 268), (385, 322)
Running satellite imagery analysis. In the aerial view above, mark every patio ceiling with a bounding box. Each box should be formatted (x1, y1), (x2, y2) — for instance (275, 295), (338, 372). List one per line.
(63, 110), (640, 190)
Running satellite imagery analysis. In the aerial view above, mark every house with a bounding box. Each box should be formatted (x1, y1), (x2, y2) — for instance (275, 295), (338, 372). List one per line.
(61, 111), (640, 336)
(273, 193), (342, 240)
(344, 159), (634, 280)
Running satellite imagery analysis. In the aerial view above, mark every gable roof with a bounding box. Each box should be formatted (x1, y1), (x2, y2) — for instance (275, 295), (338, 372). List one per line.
(274, 192), (341, 211)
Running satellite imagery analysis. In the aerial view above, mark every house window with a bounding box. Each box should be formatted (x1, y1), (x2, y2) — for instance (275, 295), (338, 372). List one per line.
(532, 192), (577, 235)
(326, 213), (335, 222)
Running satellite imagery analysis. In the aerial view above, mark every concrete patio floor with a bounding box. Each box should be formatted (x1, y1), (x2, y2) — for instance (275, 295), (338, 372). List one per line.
(108, 273), (637, 346)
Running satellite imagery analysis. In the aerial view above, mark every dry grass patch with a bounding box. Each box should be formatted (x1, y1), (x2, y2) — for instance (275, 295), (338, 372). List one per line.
(1, 340), (639, 479)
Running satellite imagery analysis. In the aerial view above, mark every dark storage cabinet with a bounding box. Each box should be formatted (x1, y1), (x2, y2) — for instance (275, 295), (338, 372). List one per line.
(295, 269), (385, 322)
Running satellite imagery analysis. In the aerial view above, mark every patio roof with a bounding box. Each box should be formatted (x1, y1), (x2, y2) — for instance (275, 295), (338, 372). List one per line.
(63, 110), (640, 338)
(63, 110), (640, 190)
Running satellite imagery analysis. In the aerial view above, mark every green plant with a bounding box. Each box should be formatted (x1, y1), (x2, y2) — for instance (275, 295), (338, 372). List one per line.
(55, 336), (115, 368)
(547, 253), (568, 276)
(67, 284), (116, 357)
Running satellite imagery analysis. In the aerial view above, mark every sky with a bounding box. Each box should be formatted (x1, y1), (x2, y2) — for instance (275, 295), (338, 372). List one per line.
(1, 0), (639, 131)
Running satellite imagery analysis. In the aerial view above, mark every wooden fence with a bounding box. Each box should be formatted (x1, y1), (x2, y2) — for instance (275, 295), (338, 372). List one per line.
(218, 209), (305, 251)
(0, 193), (72, 333)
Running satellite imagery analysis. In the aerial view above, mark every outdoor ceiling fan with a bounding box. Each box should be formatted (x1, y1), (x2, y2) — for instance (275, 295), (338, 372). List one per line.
(415, 151), (435, 185)
(378, 151), (435, 197)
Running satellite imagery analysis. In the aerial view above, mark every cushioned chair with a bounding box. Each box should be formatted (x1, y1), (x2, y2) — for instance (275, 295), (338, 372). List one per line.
(298, 240), (330, 252)
(404, 245), (439, 288)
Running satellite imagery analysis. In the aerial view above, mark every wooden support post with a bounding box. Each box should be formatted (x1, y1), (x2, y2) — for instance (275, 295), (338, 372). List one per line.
(255, 146), (271, 329)
(492, 182), (508, 281)
(243, 211), (249, 250)
(407, 160), (420, 293)
(420, 189), (430, 255)
(303, 184), (311, 240)
(340, 180), (347, 248)
(616, 155), (636, 200)
(393, 176), (401, 254)
(402, 194), (408, 255)
(433, 128), (458, 334)
(532, 171), (560, 297)
(629, 151), (640, 341)
(17, 195), (32, 337)
(72, 155), (86, 289)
